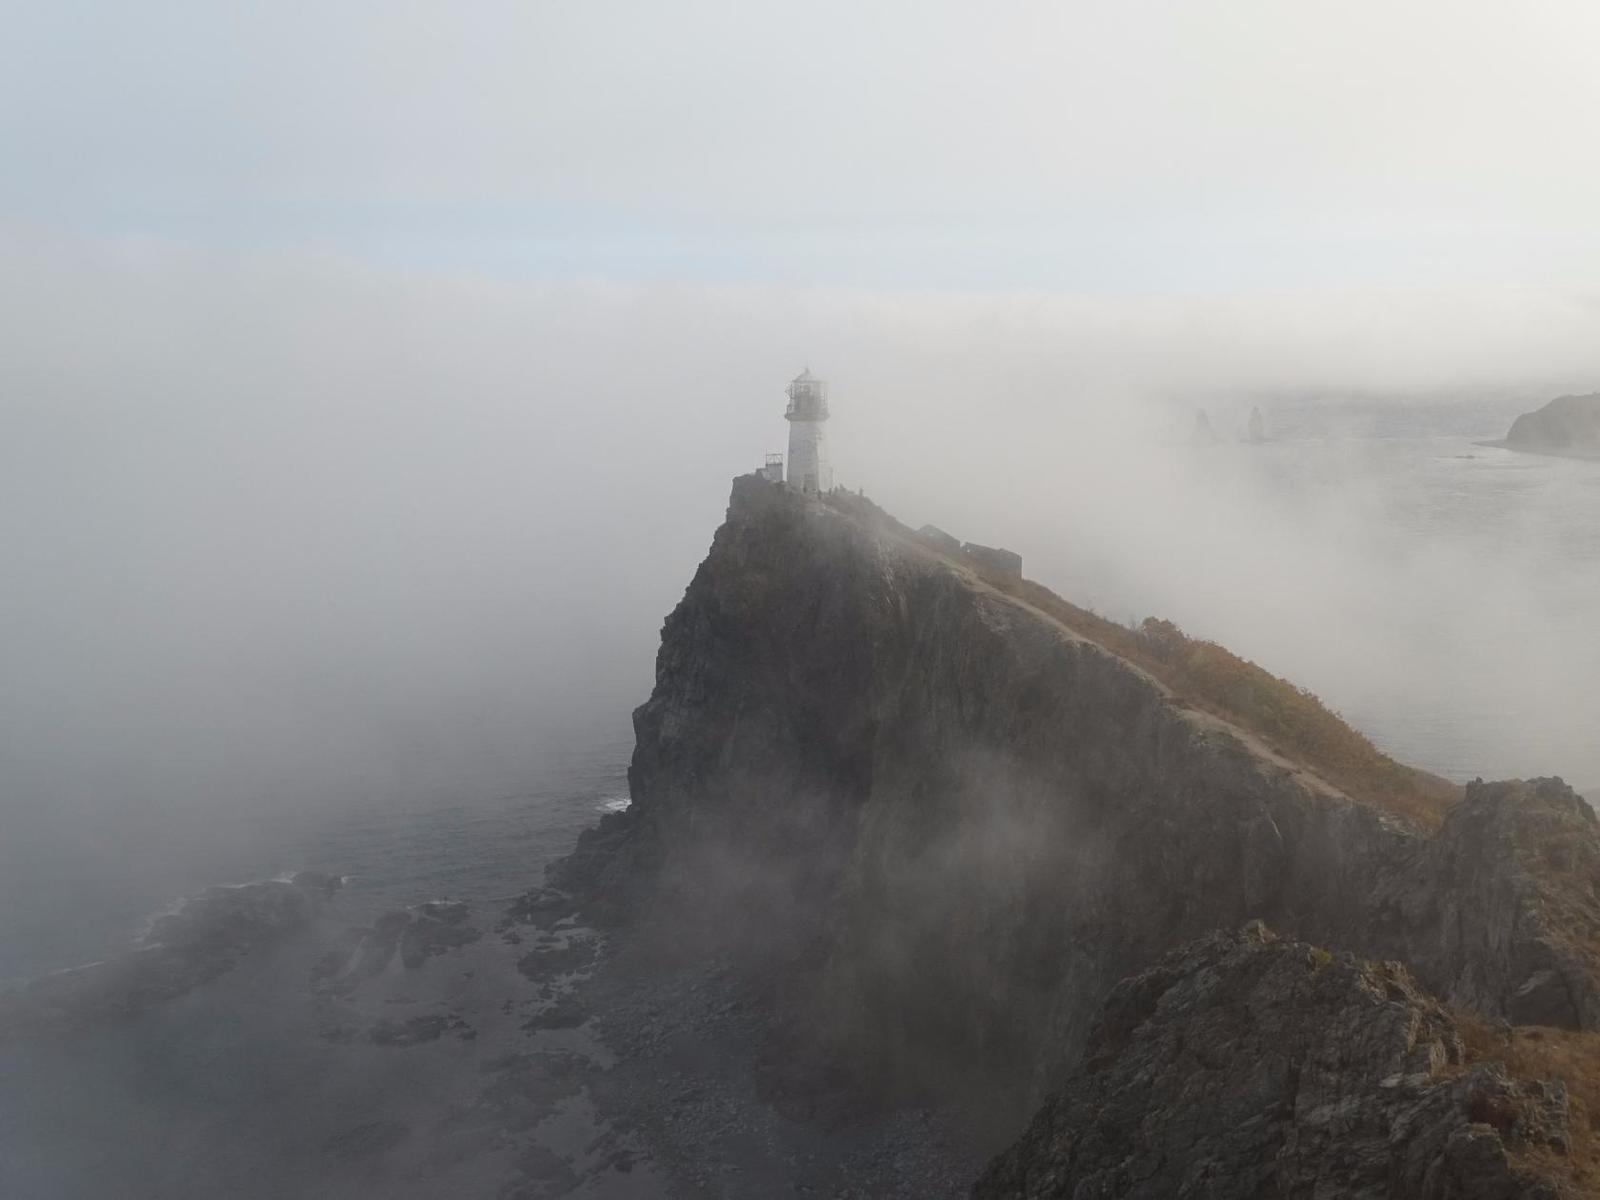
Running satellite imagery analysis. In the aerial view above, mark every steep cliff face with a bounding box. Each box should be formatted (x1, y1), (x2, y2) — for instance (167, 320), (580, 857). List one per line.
(557, 476), (1600, 1122)
(1374, 777), (1600, 1031)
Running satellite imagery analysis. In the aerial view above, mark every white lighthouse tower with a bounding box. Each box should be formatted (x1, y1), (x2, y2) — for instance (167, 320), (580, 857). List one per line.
(784, 368), (832, 495)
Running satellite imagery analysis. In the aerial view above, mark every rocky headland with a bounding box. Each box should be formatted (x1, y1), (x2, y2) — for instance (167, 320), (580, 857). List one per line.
(1494, 393), (1600, 460)
(554, 474), (1600, 1196)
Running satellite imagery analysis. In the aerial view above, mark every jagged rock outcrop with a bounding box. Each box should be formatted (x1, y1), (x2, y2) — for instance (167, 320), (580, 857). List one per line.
(917, 524), (963, 555)
(1373, 777), (1600, 1030)
(962, 541), (1023, 578)
(974, 923), (1575, 1199)
(1502, 394), (1600, 460)
(557, 476), (1600, 1123)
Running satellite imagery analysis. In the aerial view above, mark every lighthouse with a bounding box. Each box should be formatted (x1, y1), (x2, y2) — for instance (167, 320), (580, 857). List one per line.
(784, 368), (832, 495)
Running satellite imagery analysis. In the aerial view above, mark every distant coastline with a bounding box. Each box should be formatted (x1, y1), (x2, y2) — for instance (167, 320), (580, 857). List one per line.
(1481, 392), (1600, 460)
(1478, 437), (1600, 462)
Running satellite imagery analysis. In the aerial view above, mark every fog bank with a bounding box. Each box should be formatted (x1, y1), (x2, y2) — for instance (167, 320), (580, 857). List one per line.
(4, 229), (1600, 971)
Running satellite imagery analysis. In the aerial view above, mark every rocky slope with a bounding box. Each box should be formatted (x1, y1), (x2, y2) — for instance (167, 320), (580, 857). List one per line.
(1501, 393), (1600, 459)
(975, 922), (1575, 1199)
(559, 477), (1600, 1123)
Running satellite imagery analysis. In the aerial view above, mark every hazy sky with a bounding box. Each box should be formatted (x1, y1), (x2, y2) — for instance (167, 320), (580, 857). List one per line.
(8, 1), (1600, 291)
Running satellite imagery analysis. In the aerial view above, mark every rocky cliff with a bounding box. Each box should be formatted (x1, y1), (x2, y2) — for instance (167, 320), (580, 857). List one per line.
(975, 923), (1574, 1199)
(555, 475), (1600, 1183)
(1502, 393), (1600, 460)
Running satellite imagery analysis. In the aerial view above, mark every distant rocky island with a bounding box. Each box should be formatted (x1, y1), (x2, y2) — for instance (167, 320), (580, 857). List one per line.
(1493, 393), (1600, 460)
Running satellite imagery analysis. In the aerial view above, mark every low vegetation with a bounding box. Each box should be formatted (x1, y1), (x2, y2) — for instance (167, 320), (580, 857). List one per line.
(988, 574), (1457, 829)
(824, 491), (1458, 830)
(1458, 1016), (1600, 1190)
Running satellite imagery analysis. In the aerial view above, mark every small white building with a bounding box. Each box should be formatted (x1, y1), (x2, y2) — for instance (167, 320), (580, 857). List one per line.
(784, 368), (833, 495)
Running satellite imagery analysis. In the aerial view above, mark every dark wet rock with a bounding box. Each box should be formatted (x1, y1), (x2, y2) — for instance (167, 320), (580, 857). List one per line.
(322, 1119), (409, 1159)
(501, 885), (580, 930)
(974, 924), (1575, 1199)
(0, 875), (338, 1038)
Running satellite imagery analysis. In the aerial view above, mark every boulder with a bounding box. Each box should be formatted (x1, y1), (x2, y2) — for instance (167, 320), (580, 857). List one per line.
(961, 541), (1023, 579)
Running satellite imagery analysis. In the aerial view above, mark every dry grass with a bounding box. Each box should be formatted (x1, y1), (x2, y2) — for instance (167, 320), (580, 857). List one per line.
(821, 490), (1458, 830)
(988, 575), (1458, 830)
(1458, 1017), (1600, 1193)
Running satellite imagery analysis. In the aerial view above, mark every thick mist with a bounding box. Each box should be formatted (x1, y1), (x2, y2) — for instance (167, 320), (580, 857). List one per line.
(6, 229), (1600, 972)
(9, 5), (1600, 1198)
